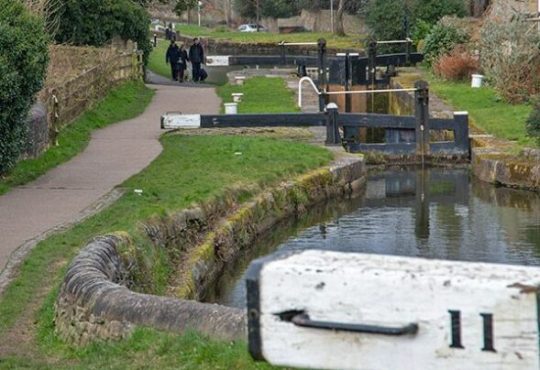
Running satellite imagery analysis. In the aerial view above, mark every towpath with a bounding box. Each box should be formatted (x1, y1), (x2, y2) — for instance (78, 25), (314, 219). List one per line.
(0, 80), (220, 290)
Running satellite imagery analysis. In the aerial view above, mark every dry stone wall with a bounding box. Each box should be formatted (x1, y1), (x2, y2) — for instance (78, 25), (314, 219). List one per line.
(55, 156), (366, 345)
(55, 235), (246, 346)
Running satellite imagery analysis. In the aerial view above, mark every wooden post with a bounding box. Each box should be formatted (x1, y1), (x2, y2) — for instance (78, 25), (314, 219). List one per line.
(405, 39), (411, 66)
(415, 80), (430, 158)
(453, 111), (470, 155)
(318, 38), (327, 112)
(325, 103), (341, 146)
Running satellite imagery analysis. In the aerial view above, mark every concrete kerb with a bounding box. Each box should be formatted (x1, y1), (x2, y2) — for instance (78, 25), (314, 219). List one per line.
(54, 155), (366, 345)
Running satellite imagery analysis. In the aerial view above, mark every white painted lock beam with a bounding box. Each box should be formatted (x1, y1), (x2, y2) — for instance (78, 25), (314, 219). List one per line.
(205, 56), (231, 66)
(160, 112), (201, 129)
(247, 250), (540, 370)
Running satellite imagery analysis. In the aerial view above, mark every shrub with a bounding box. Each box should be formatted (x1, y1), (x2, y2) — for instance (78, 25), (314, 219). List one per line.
(526, 98), (540, 145)
(433, 46), (479, 81)
(480, 16), (540, 103)
(366, 0), (467, 44)
(0, 0), (49, 174)
(365, 0), (407, 43)
(411, 19), (432, 47)
(423, 21), (469, 65)
(55, 0), (151, 63)
(411, 0), (467, 25)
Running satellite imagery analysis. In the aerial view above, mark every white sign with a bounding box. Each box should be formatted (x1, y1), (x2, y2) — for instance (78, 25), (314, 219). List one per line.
(205, 56), (231, 66)
(249, 251), (540, 370)
(161, 113), (201, 129)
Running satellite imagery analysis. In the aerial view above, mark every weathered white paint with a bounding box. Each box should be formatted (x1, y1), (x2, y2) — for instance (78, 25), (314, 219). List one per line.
(298, 76), (321, 108)
(232, 93), (244, 103)
(205, 56), (231, 67)
(235, 76), (247, 86)
(161, 113), (201, 129)
(224, 103), (238, 115)
(257, 251), (540, 370)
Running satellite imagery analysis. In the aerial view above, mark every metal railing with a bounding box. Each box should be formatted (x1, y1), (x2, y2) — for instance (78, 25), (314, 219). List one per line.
(376, 38), (413, 45)
(297, 76), (418, 109)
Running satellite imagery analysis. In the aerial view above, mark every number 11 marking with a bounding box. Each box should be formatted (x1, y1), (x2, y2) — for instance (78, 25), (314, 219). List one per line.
(448, 310), (496, 352)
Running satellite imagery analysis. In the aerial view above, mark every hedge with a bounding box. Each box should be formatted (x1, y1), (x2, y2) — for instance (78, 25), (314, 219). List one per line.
(0, 0), (49, 174)
(55, 0), (152, 63)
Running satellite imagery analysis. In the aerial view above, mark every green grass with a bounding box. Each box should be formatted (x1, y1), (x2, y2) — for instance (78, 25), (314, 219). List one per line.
(0, 81), (155, 196)
(426, 75), (535, 148)
(0, 135), (332, 367)
(148, 41), (173, 80)
(4, 329), (275, 369)
(175, 24), (362, 49)
(148, 25), (364, 81)
(217, 76), (299, 113)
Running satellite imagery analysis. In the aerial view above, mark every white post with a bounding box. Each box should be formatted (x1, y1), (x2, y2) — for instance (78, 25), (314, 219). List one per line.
(198, 1), (202, 27)
(330, 0), (334, 33)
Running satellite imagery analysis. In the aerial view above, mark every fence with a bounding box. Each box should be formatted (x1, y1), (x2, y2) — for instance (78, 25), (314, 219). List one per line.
(31, 43), (144, 152)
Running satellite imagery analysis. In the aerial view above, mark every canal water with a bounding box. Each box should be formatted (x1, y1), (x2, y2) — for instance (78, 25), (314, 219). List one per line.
(210, 167), (540, 308)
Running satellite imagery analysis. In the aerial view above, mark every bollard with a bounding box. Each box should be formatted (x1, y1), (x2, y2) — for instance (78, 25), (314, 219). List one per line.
(153, 34), (157, 47)
(325, 103), (341, 146)
(414, 80), (430, 158)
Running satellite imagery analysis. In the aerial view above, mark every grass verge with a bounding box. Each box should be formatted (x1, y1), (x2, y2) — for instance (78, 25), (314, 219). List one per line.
(0, 81), (155, 196)
(0, 135), (332, 367)
(216, 76), (299, 113)
(425, 75), (535, 148)
(168, 24), (362, 49)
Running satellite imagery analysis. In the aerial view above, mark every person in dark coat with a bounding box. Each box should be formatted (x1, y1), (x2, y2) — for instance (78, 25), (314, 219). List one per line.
(189, 38), (205, 82)
(177, 44), (189, 82)
(165, 40), (180, 81)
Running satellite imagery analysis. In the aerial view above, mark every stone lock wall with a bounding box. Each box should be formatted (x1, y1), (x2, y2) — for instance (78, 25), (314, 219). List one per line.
(55, 156), (366, 345)
(472, 148), (540, 191)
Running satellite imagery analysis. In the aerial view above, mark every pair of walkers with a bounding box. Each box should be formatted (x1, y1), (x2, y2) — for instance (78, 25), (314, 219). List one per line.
(166, 38), (206, 83)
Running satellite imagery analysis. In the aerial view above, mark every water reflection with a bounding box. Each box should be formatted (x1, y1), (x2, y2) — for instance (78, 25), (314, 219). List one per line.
(212, 168), (540, 308)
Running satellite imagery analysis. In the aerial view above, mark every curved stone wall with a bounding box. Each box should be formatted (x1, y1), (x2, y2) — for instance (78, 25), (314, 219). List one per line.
(55, 156), (366, 345)
(55, 235), (246, 346)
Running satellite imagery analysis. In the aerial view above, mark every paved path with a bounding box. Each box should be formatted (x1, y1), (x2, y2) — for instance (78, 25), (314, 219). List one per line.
(0, 83), (221, 279)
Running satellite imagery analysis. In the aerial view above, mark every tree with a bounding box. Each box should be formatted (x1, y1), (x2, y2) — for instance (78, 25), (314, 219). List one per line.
(411, 0), (466, 25)
(335, 0), (346, 36)
(0, 0), (49, 174)
(235, 0), (297, 20)
(55, 0), (152, 62)
(173, 0), (197, 17)
(365, 0), (408, 41)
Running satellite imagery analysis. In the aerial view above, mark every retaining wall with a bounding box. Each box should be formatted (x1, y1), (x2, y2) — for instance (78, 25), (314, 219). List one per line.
(472, 148), (540, 191)
(55, 156), (366, 345)
(55, 235), (246, 346)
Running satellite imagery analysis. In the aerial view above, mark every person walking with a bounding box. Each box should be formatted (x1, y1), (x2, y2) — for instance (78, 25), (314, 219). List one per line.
(189, 37), (205, 82)
(177, 43), (189, 82)
(165, 40), (180, 81)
